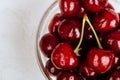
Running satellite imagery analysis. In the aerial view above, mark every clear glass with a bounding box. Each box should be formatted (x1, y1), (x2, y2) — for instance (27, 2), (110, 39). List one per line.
(36, 0), (120, 80)
(36, 0), (59, 80)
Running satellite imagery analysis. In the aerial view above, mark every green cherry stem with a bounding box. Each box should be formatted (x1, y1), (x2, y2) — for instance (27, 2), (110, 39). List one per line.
(74, 14), (103, 53)
(74, 16), (86, 53)
(84, 14), (103, 49)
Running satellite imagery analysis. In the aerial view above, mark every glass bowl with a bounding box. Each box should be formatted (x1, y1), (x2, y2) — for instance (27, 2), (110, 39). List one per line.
(36, 0), (120, 80)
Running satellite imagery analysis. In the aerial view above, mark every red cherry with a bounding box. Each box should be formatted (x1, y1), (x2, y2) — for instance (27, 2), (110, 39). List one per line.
(58, 19), (81, 43)
(106, 29), (120, 53)
(59, 0), (80, 17)
(106, 3), (114, 10)
(82, 0), (108, 12)
(76, 6), (87, 19)
(79, 62), (96, 79)
(51, 43), (79, 70)
(45, 60), (60, 76)
(93, 9), (119, 33)
(114, 54), (120, 67)
(57, 71), (82, 80)
(39, 33), (58, 57)
(87, 48), (115, 74)
(48, 13), (64, 34)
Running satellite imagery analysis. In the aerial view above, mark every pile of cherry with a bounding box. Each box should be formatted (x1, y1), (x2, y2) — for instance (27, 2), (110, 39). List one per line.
(39, 0), (120, 80)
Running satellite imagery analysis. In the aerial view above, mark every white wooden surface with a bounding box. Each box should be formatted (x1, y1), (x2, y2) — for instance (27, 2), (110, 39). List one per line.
(0, 0), (54, 80)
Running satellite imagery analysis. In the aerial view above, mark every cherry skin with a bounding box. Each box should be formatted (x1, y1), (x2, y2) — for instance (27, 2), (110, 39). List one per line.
(87, 48), (115, 74)
(58, 19), (81, 43)
(48, 13), (64, 34)
(93, 9), (119, 33)
(105, 29), (120, 53)
(45, 60), (60, 76)
(51, 43), (79, 70)
(79, 62), (96, 79)
(114, 54), (120, 67)
(76, 6), (87, 19)
(57, 71), (82, 80)
(82, 0), (108, 12)
(39, 33), (58, 57)
(106, 3), (114, 10)
(59, 0), (80, 17)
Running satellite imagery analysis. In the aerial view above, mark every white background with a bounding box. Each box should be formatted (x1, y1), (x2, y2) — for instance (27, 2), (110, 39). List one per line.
(0, 0), (120, 80)
(0, 0), (54, 80)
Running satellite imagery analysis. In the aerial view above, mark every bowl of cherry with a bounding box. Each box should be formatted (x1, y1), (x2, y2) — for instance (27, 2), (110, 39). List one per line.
(36, 0), (120, 80)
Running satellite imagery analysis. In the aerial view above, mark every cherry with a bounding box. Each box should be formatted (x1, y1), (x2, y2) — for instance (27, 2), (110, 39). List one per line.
(107, 69), (120, 80)
(39, 33), (58, 57)
(79, 62), (96, 79)
(45, 60), (60, 76)
(48, 13), (64, 34)
(51, 43), (79, 70)
(105, 29), (120, 53)
(106, 3), (114, 10)
(87, 48), (115, 74)
(58, 19), (81, 44)
(82, 0), (108, 12)
(76, 6), (87, 19)
(114, 54), (120, 67)
(57, 71), (82, 80)
(93, 9), (119, 33)
(59, 0), (80, 17)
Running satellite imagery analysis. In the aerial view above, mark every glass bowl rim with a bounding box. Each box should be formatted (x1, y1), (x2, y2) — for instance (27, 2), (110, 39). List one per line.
(36, 0), (59, 80)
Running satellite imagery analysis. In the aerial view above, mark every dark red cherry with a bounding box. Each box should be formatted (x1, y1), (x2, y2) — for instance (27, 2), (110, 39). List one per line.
(76, 6), (87, 19)
(59, 0), (80, 17)
(105, 29), (120, 53)
(87, 48), (115, 74)
(79, 62), (96, 79)
(51, 43), (79, 70)
(107, 69), (120, 80)
(48, 13), (64, 34)
(106, 3), (114, 10)
(114, 54), (120, 67)
(57, 71), (82, 80)
(45, 60), (60, 76)
(93, 9), (119, 33)
(39, 33), (58, 57)
(82, 0), (108, 12)
(58, 19), (81, 43)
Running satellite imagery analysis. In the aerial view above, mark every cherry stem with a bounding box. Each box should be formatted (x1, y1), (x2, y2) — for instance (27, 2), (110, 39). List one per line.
(74, 16), (86, 53)
(74, 14), (103, 53)
(84, 14), (103, 49)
